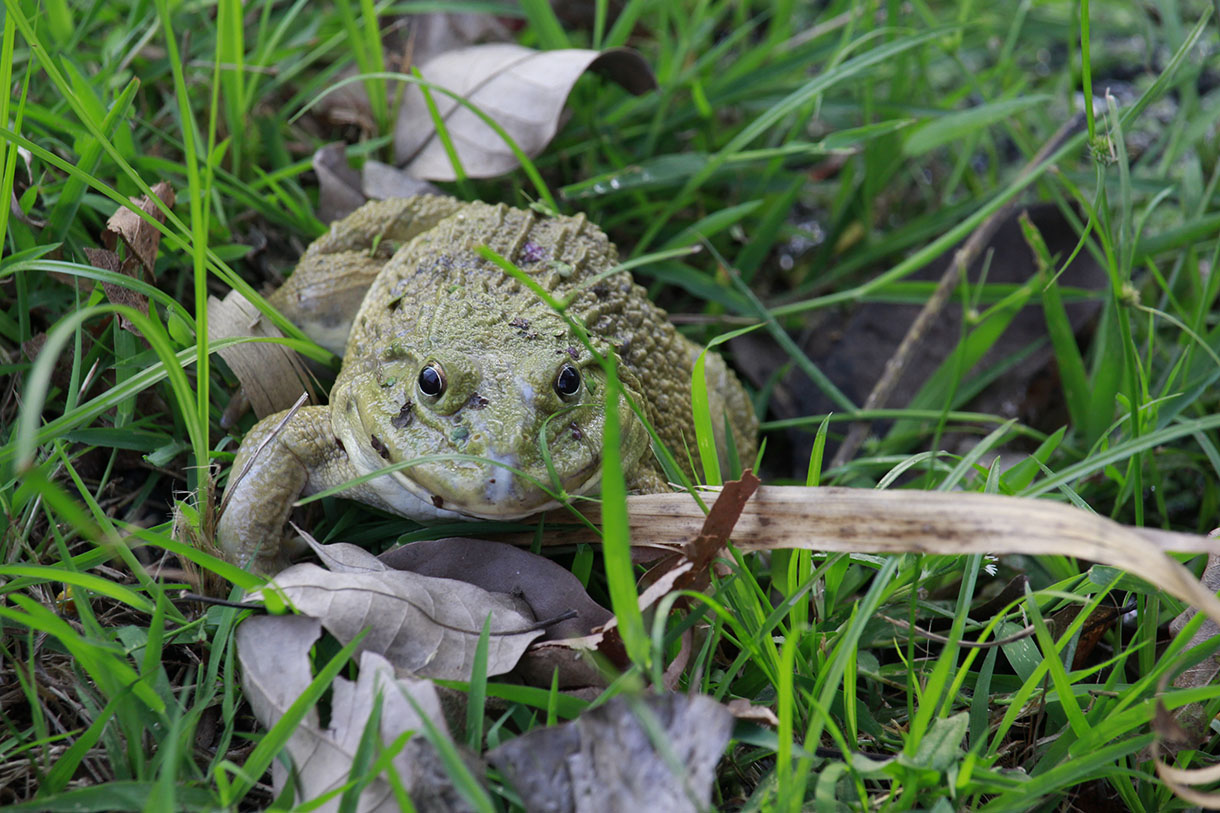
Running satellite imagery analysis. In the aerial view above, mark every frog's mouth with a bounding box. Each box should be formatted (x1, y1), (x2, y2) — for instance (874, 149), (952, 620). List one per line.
(334, 411), (602, 521)
(399, 450), (603, 520)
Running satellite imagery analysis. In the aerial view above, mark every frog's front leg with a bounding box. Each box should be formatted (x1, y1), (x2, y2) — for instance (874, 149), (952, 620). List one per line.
(217, 405), (359, 574)
(269, 196), (465, 354)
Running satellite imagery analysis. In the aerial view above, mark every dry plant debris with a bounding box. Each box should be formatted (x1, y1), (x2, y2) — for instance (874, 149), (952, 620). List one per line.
(486, 693), (734, 813)
(237, 615), (475, 813)
(394, 44), (657, 178)
(207, 290), (317, 418)
(245, 547), (546, 680)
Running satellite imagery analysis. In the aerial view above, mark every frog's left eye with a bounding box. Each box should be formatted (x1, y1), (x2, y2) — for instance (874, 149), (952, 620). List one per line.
(554, 363), (581, 398)
(418, 362), (446, 397)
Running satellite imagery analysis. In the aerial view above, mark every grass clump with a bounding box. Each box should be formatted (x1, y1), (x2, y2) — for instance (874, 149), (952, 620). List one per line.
(2, 0), (1220, 810)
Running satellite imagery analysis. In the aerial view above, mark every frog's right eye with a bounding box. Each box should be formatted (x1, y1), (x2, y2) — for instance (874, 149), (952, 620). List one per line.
(418, 362), (446, 397)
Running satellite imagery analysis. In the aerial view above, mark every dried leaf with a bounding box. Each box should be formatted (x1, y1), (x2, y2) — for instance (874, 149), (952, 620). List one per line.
(236, 615), (475, 813)
(250, 562), (544, 679)
(379, 537), (612, 641)
(362, 160), (441, 203)
(404, 11), (512, 68)
(516, 560), (694, 682)
(395, 44), (656, 179)
(82, 247), (121, 274)
(726, 698), (779, 727)
(313, 143), (367, 225)
(644, 470), (759, 598)
(105, 181), (175, 277)
(207, 290), (316, 418)
(298, 529), (390, 573)
(487, 693), (732, 813)
(1165, 550), (1220, 742)
(80, 247), (149, 337)
(100, 281), (150, 336)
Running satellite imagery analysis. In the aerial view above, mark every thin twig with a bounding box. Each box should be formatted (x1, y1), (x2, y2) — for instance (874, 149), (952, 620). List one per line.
(880, 614), (1037, 648)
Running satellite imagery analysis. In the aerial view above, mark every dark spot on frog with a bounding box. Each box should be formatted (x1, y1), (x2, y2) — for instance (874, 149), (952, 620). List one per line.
(509, 317), (538, 340)
(431, 494), (445, 509)
(569, 422), (583, 441)
(391, 399), (414, 429)
(386, 295), (403, 312)
(592, 283), (608, 300)
(335, 437), (346, 454)
(565, 346), (579, 360)
(466, 393), (489, 409)
(370, 434), (391, 460)
(519, 240), (546, 264)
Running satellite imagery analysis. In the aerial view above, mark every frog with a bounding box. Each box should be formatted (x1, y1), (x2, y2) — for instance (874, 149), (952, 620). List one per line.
(217, 197), (758, 574)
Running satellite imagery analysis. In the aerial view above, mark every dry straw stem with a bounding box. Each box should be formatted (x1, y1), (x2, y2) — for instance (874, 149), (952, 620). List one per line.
(539, 486), (1220, 628)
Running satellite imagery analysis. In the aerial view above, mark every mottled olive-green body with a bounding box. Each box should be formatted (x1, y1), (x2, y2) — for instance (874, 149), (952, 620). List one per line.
(217, 198), (757, 573)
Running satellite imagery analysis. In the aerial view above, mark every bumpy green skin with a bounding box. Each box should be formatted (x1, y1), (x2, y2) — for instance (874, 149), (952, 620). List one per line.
(217, 198), (758, 573)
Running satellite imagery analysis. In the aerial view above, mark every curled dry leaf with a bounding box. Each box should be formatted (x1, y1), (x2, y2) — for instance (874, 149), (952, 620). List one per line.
(362, 160), (441, 204)
(379, 537), (612, 641)
(249, 562), (544, 679)
(643, 470), (760, 599)
(313, 143), (442, 225)
(104, 180), (175, 277)
(236, 615), (474, 813)
(516, 560), (695, 687)
(207, 290), (316, 418)
(487, 693), (733, 813)
(1152, 664), (1220, 809)
(725, 698), (779, 727)
(395, 43), (657, 179)
(297, 530), (390, 573)
(1164, 551), (1220, 743)
(313, 143), (367, 225)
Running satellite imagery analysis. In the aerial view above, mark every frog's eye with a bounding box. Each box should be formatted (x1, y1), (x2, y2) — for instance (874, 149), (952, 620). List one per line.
(418, 362), (446, 397)
(554, 363), (581, 398)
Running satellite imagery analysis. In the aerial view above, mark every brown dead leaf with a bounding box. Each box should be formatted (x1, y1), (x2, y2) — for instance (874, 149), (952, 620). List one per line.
(77, 247), (150, 338)
(82, 247), (121, 274)
(248, 562), (545, 679)
(362, 160), (440, 203)
(297, 531), (390, 573)
(105, 181), (175, 277)
(236, 615), (475, 812)
(403, 11), (512, 69)
(379, 537), (612, 641)
(207, 290), (316, 418)
(1152, 664), (1220, 809)
(395, 44), (656, 179)
(313, 143), (366, 225)
(487, 693), (732, 813)
(517, 560), (697, 683)
(1164, 550), (1220, 743)
(100, 281), (150, 336)
(726, 698), (779, 727)
(313, 144), (445, 225)
(646, 469), (759, 597)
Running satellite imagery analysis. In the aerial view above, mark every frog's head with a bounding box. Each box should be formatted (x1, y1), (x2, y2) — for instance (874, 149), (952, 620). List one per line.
(331, 291), (651, 519)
